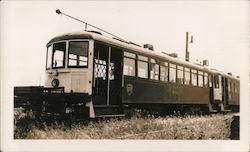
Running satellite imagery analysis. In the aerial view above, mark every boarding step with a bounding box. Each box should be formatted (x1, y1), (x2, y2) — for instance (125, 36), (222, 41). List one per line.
(209, 110), (218, 113)
(94, 105), (124, 117)
(221, 109), (232, 113)
(95, 114), (125, 118)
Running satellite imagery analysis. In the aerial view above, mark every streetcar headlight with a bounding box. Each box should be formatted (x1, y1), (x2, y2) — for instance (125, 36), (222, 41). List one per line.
(51, 79), (59, 88)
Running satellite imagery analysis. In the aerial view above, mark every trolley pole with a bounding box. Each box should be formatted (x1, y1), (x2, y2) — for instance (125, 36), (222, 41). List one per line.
(56, 9), (124, 41)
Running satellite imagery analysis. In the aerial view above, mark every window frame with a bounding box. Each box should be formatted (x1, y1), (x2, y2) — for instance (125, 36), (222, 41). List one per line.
(177, 65), (184, 84)
(204, 72), (208, 87)
(137, 55), (149, 79)
(231, 81), (235, 93)
(46, 39), (91, 70)
(209, 74), (213, 87)
(51, 41), (67, 69)
(46, 45), (52, 70)
(214, 75), (220, 88)
(169, 63), (177, 83)
(235, 81), (239, 93)
(160, 61), (169, 82)
(198, 71), (204, 87)
(184, 67), (191, 85)
(150, 58), (159, 80)
(123, 51), (136, 77)
(191, 69), (198, 86)
(68, 41), (89, 68)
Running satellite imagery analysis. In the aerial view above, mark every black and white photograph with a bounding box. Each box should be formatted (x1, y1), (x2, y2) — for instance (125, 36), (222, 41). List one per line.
(0, 0), (249, 152)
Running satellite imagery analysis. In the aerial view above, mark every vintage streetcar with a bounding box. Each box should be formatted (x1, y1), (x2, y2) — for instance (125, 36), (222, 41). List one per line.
(14, 10), (240, 119)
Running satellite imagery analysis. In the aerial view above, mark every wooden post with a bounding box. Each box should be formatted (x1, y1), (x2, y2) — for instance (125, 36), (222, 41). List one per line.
(185, 32), (190, 62)
(230, 115), (239, 140)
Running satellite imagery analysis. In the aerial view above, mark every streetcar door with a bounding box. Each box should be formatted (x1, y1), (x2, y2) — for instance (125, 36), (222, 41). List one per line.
(221, 76), (227, 106)
(224, 78), (229, 105)
(93, 43), (109, 105)
(92, 43), (122, 106)
(213, 75), (222, 101)
(109, 47), (123, 105)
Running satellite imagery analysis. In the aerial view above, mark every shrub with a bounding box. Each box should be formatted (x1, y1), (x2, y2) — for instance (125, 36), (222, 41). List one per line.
(14, 110), (235, 139)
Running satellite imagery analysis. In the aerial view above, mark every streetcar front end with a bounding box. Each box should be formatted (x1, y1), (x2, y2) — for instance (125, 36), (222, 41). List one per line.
(45, 39), (93, 94)
(14, 34), (95, 119)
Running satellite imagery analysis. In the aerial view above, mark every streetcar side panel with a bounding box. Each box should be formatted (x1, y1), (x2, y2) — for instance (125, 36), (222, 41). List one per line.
(227, 78), (240, 106)
(122, 49), (211, 105)
(122, 76), (210, 104)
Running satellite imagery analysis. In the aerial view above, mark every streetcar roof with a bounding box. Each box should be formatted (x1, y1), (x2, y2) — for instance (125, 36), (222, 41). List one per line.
(210, 69), (239, 80)
(47, 31), (239, 80)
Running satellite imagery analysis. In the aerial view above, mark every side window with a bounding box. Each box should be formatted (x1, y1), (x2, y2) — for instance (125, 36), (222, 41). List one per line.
(184, 67), (190, 85)
(234, 82), (237, 93)
(236, 81), (239, 93)
(235, 82), (238, 93)
(150, 58), (159, 80)
(232, 82), (235, 93)
(138, 55), (149, 78)
(209, 75), (213, 87)
(214, 75), (220, 88)
(228, 79), (231, 92)
(123, 52), (136, 76)
(177, 66), (184, 84)
(160, 62), (168, 82)
(191, 69), (197, 86)
(198, 71), (204, 87)
(204, 73), (208, 87)
(218, 75), (222, 88)
(169, 63), (176, 83)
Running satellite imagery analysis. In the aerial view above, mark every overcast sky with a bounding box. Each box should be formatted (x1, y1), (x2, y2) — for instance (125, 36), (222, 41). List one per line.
(1, 1), (249, 86)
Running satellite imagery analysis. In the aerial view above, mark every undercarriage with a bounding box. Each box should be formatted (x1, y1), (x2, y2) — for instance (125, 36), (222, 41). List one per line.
(14, 86), (91, 119)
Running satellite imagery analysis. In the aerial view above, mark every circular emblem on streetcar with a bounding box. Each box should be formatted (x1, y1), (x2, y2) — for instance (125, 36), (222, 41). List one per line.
(126, 84), (133, 96)
(51, 79), (60, 88)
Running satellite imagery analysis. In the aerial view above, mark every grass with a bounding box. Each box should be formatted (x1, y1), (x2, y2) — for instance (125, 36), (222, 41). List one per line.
(14, 108), (234, 139)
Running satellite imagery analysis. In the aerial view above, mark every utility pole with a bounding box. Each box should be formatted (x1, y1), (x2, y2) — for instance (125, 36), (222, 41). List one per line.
(185, 32), (193, 62)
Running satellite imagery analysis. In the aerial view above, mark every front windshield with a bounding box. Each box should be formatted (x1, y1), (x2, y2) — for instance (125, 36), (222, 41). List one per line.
(46, 45), (52, 69)
(46, 41), (89, 70)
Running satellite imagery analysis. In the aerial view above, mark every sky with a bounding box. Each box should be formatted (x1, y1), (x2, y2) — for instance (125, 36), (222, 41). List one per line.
(1, 1), (249, 86)
(0, 1), (249, 151)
